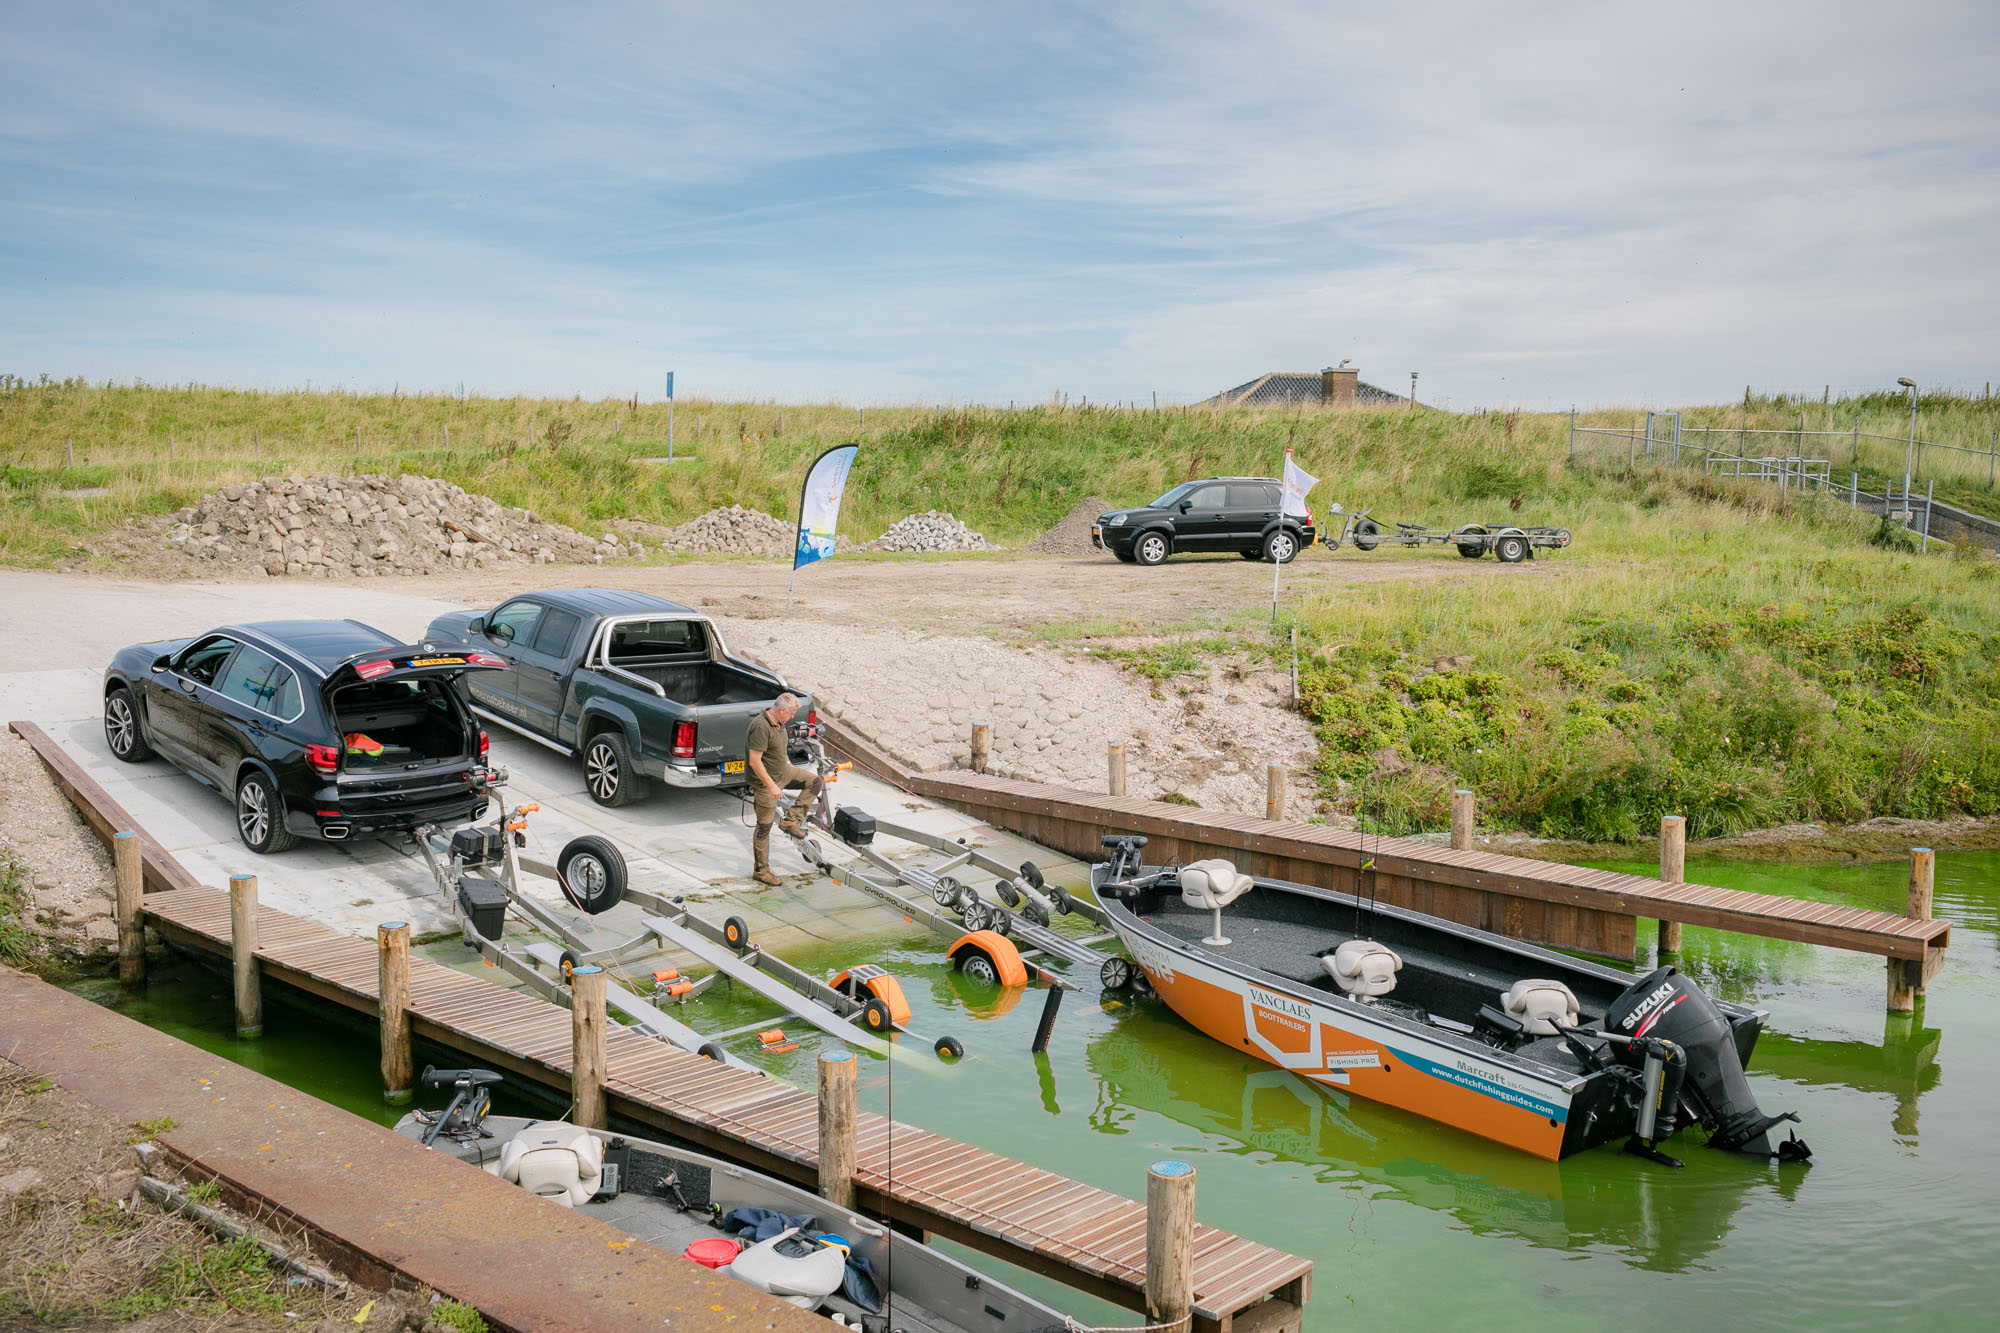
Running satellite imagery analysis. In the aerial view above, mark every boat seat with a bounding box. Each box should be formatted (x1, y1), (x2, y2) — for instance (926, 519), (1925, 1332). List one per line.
(1322, 941), (1401, 996)
(1501, 979), (1580, 1036)
(497, 1121), (604, 1207)
(728, 1227), (848, 1308)
(1180, 858), (1254, 946)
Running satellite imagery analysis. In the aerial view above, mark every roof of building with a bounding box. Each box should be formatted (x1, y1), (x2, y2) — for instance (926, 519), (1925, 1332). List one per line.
(1198, 372), (1412, 410)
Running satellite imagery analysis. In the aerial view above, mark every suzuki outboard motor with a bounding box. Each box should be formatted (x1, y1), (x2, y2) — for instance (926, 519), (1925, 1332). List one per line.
(1604, 966), (1812, 1163)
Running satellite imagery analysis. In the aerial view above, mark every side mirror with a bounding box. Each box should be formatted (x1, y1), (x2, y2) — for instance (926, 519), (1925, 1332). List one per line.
(466, 617), (485, 635)
(1178, 500), (1192, 513)
(150, 654), (172, 673)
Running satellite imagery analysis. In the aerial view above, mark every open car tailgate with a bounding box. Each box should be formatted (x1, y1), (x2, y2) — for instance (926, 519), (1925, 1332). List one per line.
(321, 646), (509, 695)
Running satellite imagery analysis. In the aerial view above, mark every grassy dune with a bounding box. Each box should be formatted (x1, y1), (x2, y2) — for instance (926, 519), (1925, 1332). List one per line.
(5, 377), (1998, 840)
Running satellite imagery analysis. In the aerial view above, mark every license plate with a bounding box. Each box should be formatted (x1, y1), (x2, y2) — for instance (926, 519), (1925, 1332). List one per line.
(723, 760), (745, 774)
(1091, 526), (1100, 537)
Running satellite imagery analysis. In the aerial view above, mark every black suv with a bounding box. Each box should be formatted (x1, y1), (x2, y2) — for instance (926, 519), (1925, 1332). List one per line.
(1092, 478), (1315, 566)
(102, 620), (506, 853)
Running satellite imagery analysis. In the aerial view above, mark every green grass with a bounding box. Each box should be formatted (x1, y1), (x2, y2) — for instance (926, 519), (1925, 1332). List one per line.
(6, 378), (1999, 842)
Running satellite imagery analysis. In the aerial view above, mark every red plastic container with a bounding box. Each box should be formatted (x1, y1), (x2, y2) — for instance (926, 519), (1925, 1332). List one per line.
(683, 1238), (741, 1269)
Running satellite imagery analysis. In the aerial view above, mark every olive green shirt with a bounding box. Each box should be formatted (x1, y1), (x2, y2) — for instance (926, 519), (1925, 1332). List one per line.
(745, 711), (789, 782)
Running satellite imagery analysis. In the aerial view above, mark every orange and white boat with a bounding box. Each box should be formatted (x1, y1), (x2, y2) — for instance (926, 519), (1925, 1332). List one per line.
(1092, 837), (1811, 1165)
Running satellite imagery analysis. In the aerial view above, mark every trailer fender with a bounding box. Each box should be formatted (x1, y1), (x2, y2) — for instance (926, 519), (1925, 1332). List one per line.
(948, 930), (1028, 987)
(830, 965), (913, 1027)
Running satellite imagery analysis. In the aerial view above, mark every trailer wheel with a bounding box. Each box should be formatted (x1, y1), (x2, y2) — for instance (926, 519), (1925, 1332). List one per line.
(860, 997), (894, 1033)
(558, 948), (582, 980)
(558, 836), (628, 914)
(1453, 524), (1487, 558)
(723, 915), (750, 952)
(1130, 967), (1154, 994)
(697, 1042), (726, 1062)
(1099, 956), (1135, 991)
(1352, 519), (1381, 551)
(954, 945), (1001, 985)
(932, 875), (965, 909)
(1495, 533), (1529, 563)
(934, 1035), (964, 1059)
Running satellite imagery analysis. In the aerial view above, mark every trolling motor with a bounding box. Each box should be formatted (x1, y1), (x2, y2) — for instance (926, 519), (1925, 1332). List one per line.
(414, 1065), (504, 1146)
(1597, 967), (1812, 1164)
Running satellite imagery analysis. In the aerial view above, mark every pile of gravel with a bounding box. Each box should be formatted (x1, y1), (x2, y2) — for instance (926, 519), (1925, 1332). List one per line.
(655, 504), (802, 558)
(163, 472), (635, 578)
(1024, 496), (1111, 556)
(862, 510), (1001, 553)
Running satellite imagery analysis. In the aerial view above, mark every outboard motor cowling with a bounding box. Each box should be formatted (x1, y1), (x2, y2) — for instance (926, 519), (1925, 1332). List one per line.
(1604, 966), (1811, 1163)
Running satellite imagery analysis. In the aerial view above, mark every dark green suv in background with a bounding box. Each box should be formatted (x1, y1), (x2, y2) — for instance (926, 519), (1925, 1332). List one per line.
(1091, 477), (1315, 566)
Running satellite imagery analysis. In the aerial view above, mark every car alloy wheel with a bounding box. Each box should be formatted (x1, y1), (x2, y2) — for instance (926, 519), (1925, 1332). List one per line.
(585, 739), (621, 801)
(1266, 532), (1297, 563)
(238, 780), (271, 845)
(105, 695), (137, 755)
(1135, 533), (1169, 566)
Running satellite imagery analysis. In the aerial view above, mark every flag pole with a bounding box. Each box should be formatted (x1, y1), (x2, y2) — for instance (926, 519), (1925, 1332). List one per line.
(1272, 449), (1289, 620)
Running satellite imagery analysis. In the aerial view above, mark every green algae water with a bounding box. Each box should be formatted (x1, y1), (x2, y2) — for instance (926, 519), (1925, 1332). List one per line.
(79, 852), (2000, 1331)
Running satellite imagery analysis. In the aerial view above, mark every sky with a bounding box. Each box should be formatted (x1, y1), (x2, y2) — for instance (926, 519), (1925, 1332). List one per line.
(2, 1), (1996, 410)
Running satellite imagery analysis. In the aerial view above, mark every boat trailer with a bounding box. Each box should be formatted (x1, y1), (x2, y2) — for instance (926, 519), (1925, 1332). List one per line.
(1322, 505), (1571, 562)
(413, 791), (965, 1067)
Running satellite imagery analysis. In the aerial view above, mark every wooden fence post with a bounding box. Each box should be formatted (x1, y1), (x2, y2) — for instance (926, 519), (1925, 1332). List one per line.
(377, 922), (412, 1104)
(1266, 764), (1287, 821)
(229, 874), (262, 1038)
(1658, 816), (1687, 954)
(1145, 1160), (1196, 1333)
(970, 723), (991, 775)
(817, 1051), (858, 1209)
(1450, 790), (1475, 851)
(114, 831), (144, 987)
(1888, 848), (1935, 1013)
(1107, 742), (1127, 797)
(571, 964), (608, 1129)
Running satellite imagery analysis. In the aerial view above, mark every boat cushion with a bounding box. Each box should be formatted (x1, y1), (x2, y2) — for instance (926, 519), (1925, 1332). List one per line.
(1322, 940), (1402, 996)
(1502, 979), (1580, 1036)
(497, 1121), (604, 1207)
(1179, 859), (1254, 911)
(729, 1227), (848, 1306)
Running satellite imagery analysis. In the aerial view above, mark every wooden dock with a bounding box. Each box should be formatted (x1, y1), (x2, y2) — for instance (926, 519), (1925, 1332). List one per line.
(823, 719), (1953, 970)
(137, 884), (1308, 1332)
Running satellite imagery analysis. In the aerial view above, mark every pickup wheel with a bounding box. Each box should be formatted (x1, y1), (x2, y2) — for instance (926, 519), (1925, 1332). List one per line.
(582, 731), (648, 807)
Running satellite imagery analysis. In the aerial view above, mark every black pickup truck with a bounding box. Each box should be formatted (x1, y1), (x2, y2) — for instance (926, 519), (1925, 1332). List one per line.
(423, 588), (811, 806)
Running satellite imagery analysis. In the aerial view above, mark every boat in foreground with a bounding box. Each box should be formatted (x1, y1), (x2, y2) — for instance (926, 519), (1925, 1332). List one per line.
(395, 1068), (1073, 1332)
(1091, 837), (1812, 1165)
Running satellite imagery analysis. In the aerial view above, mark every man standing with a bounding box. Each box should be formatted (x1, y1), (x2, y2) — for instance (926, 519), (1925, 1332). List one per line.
(745, 692), (823, 886)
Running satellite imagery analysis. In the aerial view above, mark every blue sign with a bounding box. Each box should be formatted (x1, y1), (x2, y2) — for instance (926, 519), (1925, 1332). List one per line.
(664, 371), (674, 400)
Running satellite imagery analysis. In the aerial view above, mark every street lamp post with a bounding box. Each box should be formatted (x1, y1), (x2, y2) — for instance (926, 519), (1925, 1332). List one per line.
(1409, 371), (1419, 409)
(1897, 376), (1917, 500)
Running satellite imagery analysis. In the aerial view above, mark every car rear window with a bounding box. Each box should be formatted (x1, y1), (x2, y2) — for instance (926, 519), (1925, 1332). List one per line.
(1229, 484), (1278, 507)
(607, 618), (708, 661)
(533, 608), (582, 656)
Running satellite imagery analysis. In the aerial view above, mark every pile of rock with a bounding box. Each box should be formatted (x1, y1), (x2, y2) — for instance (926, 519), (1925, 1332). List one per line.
(863, 510), (1001, 553)
(1023, 496), (1111, 556)
(163, 473), (637, 578)
(654, 505), (804, 558)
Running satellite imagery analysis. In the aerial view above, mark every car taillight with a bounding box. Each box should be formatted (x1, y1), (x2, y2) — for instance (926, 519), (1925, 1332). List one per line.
(355, 659), (394, 680)
(672, 720), (697, 759)
(478, 729), (489, 760)
(306, 744), (340, 774)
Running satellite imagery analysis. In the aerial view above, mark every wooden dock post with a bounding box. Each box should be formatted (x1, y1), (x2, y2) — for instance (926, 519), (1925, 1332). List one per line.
(1450, 790), (1475, 851)
(970, 722), (991, 775)
(1145, 1159), (1196, 1333)
(377, 922), (413, 1104)
(571, 964), (608, 1129)
(1266, 764), (1287, 821)
(1889, 848), (1935, 1013)
(1108, 742), (1127, 797)
(228, 874), (262, 1038)
(114, 831), (144, 987)
(816, 1050), (858, 1209)
(1658, 815), (1687, 955)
